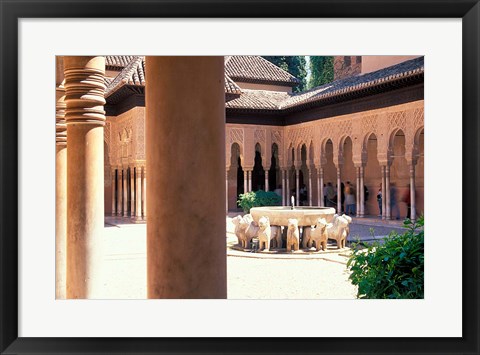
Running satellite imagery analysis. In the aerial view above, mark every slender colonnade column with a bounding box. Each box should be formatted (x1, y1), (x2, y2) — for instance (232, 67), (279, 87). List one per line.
(265, 170), (269, 192)
(385, 165), (391, 219)
(116, 168), (122, 216)
(409, 164), (416, 221)
(123, 168), (128, 217)
(243, 171), (248, 193)
(318, 167), (324, 207)
(130, 167), (135, 217)
(295, 169), (300, 206)
(381, 166), (386, 219)
(286, 169), (290, 204)
(136, 167), (142, 221)
(142, 166), (147, 220)
(336, 167), (342, 213)
(356, 167), (360, 217)
(360, 166), (365, 217)
(281, 170), (286, 206)
(308, 169), (312, 206)
(146, 56), (226, 298)
(111, 170), (116, 216)
(64, 56), (105, 299)
(248, 170), (252, 192)
(55, 95), (67, 299)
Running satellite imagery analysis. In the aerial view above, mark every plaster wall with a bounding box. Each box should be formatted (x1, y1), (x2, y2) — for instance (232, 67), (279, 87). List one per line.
(362, 56), (421, 74)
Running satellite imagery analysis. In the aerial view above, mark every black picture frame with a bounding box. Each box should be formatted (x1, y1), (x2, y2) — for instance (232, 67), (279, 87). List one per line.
(1, 1), (478, 354)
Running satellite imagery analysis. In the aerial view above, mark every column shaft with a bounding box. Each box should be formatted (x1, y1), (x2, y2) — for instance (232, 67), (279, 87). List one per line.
(410, 164), (416, 221)
(281, 170), (286, 206)
(295, 169), (300, 206)
(360, 166), (365, 217)
(142, 167), (147, 220)
(111, 170), (116, 216)
(64, 56), (105, 299)
(356, 167), (360, 217)
(248, 170), (252, 192)
(136, 167), (142, 220)
(337, 167), (342, 213)
(319, 168), (324, 207)
(243, 171), (248, 193)
(385, 165), (391, 219)
(308, 170), (312, 206)
(265, 170), (269, 192)
(116, 168), (122, 216)
(286, 170), (290, 204)
(145, 56), (226, 298)
(55, 94), (67, 299)
(123, 168), (128, 217)
(381, 166), (386, 219)
(130, 167), (135, 217)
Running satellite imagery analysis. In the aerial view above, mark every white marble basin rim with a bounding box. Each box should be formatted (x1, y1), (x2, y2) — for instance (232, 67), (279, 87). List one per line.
(250, 206), (336, 227)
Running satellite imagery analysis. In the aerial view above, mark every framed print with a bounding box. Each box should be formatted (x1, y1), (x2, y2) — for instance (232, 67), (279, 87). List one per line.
(1, 1), (479, 354)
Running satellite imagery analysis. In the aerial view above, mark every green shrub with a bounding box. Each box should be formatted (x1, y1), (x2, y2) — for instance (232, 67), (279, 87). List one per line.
(237, 190), (282, 213)
(347, 216), (424, 299)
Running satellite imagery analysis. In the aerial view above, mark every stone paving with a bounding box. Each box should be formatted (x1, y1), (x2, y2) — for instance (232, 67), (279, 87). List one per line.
(95, 216), (406, 299)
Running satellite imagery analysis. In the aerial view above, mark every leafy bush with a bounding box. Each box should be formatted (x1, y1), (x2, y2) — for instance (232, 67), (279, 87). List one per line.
(237, 190), (282, 213)
(347, 216), (424, 299)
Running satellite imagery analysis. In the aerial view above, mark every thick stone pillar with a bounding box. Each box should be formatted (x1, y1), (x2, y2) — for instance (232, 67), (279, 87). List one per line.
(385, 165), (391, 220)
(142, 167), (147, 220)
(360, 166), (365, 217)
(308, 169), (313, 206)
(116, 168), (122, 216)
(130, 167), (135, 217)
(265, 170), (269, 192)
(145, 56), (226, 298)
(136, 167), (142, 221)
(56, 95), (67, 299)
(295, 169), (300, 206)
(409, 164), (416, 221)
(111, 170), (116, 217)
(64, 56), (105, 299)
(336, 167), (342, 213)
(281, 169), (286, 206)
(123, 168), (128, 217)
(381, 166), (386, 219)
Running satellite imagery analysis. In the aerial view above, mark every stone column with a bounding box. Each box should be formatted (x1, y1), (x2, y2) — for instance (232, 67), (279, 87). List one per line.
(336, 167), (342, 213)
(55, 94), (67, 299)
(130, 167), (135, 217)
(248, 170), (252, 192)
(145, 56), (226, 298)
(142, 166), (147, 220)
(385, 165), (391, 220)
(64, 56), (105, 299)
(116, 168), (122, 216)
(286, 169), (290, 204)
(360, 166), (365, 217)
(308, 169), (313, 206)
(318, 167), (324, 207)
(295, 169), (300, 206)
(381, 166), (386, 219)
(281, 169), (286, 206)
(265, 170), (269, 192)
(356, 167), (360, 217)
(409, 164), (416, 221)
(243, 171), (248, 193)
(123, 168), (128, 217)
(136, 167), (142, 221)
(111, 170), (116, 217)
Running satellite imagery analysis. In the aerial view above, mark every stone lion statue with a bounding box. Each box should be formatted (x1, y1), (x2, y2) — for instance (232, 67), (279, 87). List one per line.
(286, 218), (300, 252)
(304, 218), (330, 251)
(240, 216), (260, 249)
(327, 214), (350, 249)
(257, 216), (282, 251)
(231, 215), (248, 248)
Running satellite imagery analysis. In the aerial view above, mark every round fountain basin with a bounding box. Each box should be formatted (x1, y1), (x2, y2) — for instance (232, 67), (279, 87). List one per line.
(250, 206), (336, 227)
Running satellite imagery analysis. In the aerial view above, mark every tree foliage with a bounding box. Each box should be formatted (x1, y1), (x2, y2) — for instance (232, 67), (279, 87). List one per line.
(237, 190), (282, 213)
(308, 56), (334, 89)
(263, 56), (307, 92)
(347, 216), (424, 299)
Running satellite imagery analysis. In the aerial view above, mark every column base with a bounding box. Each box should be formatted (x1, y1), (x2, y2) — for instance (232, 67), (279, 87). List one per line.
(133, 216), (146, 224)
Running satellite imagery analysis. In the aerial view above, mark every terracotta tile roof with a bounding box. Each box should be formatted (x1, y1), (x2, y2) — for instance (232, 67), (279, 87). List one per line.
(105, 55), (137, 69)
(225, 89), (290, 110)
(282, 56), (424, 109)
(225, 56), (300, 87)
(105, 56), (242, 98)
(226, 57), (424, 111)
(105, 56), (145, 97)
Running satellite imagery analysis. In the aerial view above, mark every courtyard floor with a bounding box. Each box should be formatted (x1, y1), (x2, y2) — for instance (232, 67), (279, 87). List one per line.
(96, 216), (406, 299)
